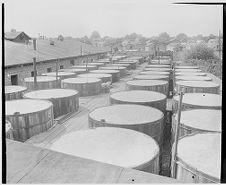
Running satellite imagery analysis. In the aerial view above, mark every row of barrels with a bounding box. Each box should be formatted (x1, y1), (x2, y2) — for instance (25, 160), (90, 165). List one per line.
(50, 56), (165, 174)
(170, 61), (221, 183)
(4, 56), (141, 142)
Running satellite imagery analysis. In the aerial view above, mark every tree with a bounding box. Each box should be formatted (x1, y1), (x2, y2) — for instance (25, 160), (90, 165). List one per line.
(158, 32), (170, 42)
(175, 33), (188, 42)
(90, 31), (101, 40)
(186, 43), (215, 60)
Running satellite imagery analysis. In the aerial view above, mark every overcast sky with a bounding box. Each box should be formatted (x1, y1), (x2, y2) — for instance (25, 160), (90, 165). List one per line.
(4, 0), (223, 38)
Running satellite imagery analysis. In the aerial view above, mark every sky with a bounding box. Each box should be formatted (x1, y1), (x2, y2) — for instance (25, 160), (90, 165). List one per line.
(4, 0), (223, 38)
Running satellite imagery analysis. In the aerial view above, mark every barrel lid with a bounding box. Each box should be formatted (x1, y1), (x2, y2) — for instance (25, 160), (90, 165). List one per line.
(90, 70), (119, 74)
(60, 68), (86, 72)
(140, 71), (170, 75)
(177, 133), (221, 180)
(50, 127), (159, 168)
(110, 90), (166, 103)
(24, 89), (79, 99)
(175, 76), (212, 81)
(175, 72), (206, 76)
(173, 93), (222, 107)
(127, 80), (168, 86)
(78, 73), (112, 79)
(89, 104), (163, 125)
(62, 77), (101, 84)
(6, 99), (53, 115)
(5, 85), (27, 94)
(134, 75), (168, 80)
(176, 81), (219, 88)
(72, 65), (97, 68)
(144, 68), (171, 72)
(146, 65), (170, 68)
(175, 109), (221, 132)
(175, 69), (202, 72)
(175, 66), (199, 69)
(24, 76), (59, 82)
(100, 66), (126, 70)
(42, 72), (75, 76)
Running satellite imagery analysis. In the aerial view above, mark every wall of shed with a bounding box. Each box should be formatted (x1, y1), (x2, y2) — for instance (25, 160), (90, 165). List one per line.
(5, 53), (106, 85)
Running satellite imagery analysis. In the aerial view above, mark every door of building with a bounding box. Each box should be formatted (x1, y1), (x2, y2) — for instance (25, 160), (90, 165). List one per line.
(11, 74), (18, 85)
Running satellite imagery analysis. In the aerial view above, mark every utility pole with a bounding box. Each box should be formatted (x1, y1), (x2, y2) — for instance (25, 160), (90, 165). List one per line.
(33, 57), (37, 90)
(218, 30), (222, 60)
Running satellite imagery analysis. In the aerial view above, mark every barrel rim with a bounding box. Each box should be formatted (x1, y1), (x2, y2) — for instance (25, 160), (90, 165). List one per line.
(5, 85), (27, 94)
(61, 77), (102, 84)
(175, 80), (220, 88)
(126, 79), (168, 86)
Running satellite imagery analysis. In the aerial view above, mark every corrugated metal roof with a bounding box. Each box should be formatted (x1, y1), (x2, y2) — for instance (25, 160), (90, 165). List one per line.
(5, 31), (31, 40)
(5, 38), (110, 67)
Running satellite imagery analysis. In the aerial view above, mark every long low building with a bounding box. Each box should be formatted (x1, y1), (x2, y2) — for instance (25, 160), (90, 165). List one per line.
(4, 33), (110, 85)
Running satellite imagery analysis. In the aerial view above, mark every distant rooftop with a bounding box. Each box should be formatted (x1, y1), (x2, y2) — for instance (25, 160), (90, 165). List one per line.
(5, 38), (110, 67)
(5, 30), (31, 40)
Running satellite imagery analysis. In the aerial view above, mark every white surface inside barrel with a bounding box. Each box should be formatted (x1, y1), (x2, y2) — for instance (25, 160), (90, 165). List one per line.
(110, 90), (166, 103)
(134, 75), (168, 80)
(5, 86), (27, 94)
(89, 104), (163, 125)
(127, 80), (168, 87)
(23, 89), (78, 99)
(175, 109), (221, 132)
(175, 76), (212, 81)
(175, 72), (206, 76)
(176, 81), (219, 88)
(6, 99), (52, 115)
(62, 77), (101, 84)
(50, 127), (159, 169)
(177, 133), (221, 181)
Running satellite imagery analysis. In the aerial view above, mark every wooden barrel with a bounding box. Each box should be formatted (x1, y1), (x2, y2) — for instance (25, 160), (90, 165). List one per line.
(50, 127), (160, 174)
(175, 69), (202, 73)
(5, 85), (27, 100)
(171, 109), (221, 143)
(116, 62), (133, 70)
(175, 66), (199, 69)
(172, 93), (222, 111)
(61, 77), (102, 97)
(173, 133), (221, 183)
(89, 104), (164, 146)
(106, 63), (131, 70)
(175, 72), (206, 76)
(42, 72), (76, 80)
(118, 60), (137, 69)
(175, 81), (220, 94)
(133, 75), (169, 81)
(149, 60), (171, 65)
(90, 70), (120, 82)
(78, 73), (112, 83)
(24, 89), (79, 118)
(87, 62), (105, 67)
(59, 68), (87, 74)
(100, 66), (127, 77)
(6, 120), (14, 140)
(23, 76), (59, 91)
(140, 71), (170, 76)
(146, 64), (170, 68)
(72, 65), (98, 71)
(126, 80), (169, 95)
(6, 99), (54, 142)
(110, 90), (167, 113)
(175, 76), (212, 81)
(144, 68), (171, 72)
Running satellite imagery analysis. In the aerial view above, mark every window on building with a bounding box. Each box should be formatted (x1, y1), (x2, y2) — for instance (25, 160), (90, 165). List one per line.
(60, 65), (64, 69)
(47, 67), (52, 72)
(70, 59), (75, 65)
(11, 74), (18, 85)
(31, 71), (34, 77)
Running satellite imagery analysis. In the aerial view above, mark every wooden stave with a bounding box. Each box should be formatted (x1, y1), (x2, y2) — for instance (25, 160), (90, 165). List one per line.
(107, 63), (131, 70)
(175, 84), (220, 94)
(116, 62), (133, 70)
(6, 102), (54, 142)
(118, 61), (137, 69)
(42, 73), (77, 80)
(126, 82), (169, 96)
(6, 120), (14, 140)
(90, 71), (120, 82)
(61, 80), (102, 97)
(72, 65), (98, 71)
(133, 75), (169, 81)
